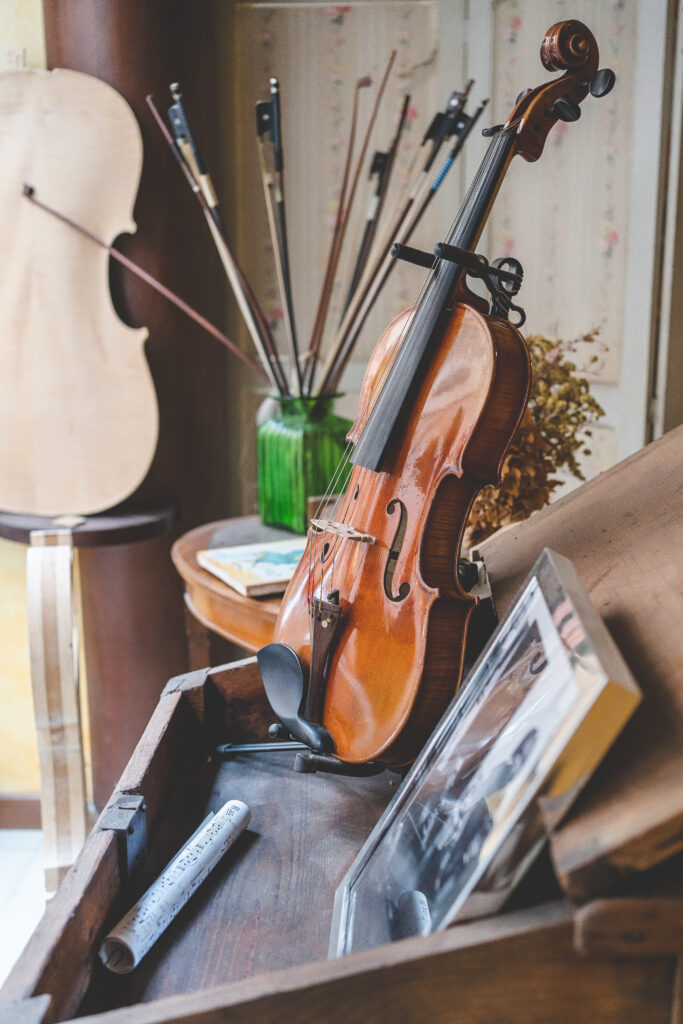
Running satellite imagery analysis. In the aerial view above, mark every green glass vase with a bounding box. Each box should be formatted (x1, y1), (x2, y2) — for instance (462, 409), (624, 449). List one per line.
(257, 395), (352, 534)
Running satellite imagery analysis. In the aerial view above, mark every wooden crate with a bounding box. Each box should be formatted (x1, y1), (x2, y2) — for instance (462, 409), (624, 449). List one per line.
(0, 657), (681, 1024)
(2, 427), (683, 1024)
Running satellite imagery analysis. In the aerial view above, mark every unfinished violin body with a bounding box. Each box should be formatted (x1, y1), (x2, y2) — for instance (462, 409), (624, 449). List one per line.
(260, 20), (614, 767)
(0, 68), (157, 516)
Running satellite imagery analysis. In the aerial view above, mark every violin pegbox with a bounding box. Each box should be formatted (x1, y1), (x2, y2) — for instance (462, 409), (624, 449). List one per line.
(507, 19), (615, 163)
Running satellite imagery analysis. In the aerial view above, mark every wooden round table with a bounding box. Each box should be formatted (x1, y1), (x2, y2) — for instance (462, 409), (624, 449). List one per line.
(171, 515), (295, 656)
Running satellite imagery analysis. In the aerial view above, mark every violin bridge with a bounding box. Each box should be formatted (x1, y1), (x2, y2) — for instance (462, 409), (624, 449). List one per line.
(311, 519), (376, 545)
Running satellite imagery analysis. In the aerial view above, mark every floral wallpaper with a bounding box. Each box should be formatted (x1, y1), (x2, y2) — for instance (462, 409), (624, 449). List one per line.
(488, 0), (636, 383)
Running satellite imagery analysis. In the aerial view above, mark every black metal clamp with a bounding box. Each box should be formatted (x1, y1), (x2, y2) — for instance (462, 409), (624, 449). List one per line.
(100, 793), (147, 882)
(392, 241), (526, 326)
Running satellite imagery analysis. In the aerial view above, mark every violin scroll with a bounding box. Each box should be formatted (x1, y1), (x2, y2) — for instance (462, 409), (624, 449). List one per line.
(540, 20), (596, 73)
(507, 20), (613, 163)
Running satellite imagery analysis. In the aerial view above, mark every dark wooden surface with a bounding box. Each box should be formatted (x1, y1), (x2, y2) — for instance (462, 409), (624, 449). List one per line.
(480, 426), (683, 899)
(0, 794), (41, 829)
(2, 661), (680, 1024)
(81, 749), (398, 1013)
(80, 534), (189, 808)
(0, 506), (176, 548)
(171, 516), (289, 653)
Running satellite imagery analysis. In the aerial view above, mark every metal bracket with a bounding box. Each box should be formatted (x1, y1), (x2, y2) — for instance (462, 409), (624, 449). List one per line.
(100, 793), (147, 881)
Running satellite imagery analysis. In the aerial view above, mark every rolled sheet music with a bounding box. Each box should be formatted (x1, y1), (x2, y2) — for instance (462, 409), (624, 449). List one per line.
(99, 799), (250, 974)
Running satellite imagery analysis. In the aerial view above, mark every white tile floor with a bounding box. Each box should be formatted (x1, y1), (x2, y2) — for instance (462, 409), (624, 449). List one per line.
(0, 830), (46, 987)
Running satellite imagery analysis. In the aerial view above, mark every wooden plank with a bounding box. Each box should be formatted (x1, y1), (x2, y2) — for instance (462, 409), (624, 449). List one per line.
(78, 751), (397, 1014)
(0, 830), (120, 1024)
(1, 687), (199, 1022)
(0, 994), (51, 1024)
(114, 691), (194, 839)
(161, 658), (272, 743)
(479, 427), (683, 899)
(64, 903), (676, 1024)
(673, 959), (682, 1024)
(26, 532), (88, 893)
(206, 658), (275, 743)
(574, 898), (683, 958)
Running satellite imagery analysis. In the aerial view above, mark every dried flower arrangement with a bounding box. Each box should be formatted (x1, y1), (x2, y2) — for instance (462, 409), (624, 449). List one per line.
(466, 329), (606, 546)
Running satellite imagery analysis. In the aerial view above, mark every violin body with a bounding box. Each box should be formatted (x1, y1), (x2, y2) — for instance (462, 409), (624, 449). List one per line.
(275, 293), (530, 765)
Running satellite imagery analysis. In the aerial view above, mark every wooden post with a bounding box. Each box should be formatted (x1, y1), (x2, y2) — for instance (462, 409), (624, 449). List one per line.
(26, 530), (88, 894)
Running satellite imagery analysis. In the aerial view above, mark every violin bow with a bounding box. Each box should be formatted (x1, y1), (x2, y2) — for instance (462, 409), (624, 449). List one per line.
(341, 92), (411, 317)
(161, 86), (288, 395)
(316, 82), (474, 396)
(322, 97), (489, 394)
(363, 80), (475, 287)
(256, 77), (303, 395)
(304, 48), (396, 395)
(301, 74), (371, 396)
(22, 185), (269, 382)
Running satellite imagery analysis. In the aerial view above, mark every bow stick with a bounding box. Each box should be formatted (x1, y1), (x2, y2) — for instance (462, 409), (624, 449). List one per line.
(304, 48), (396, 395)
(256, 77), (303, 395)
(300, 74), (371, 395)
(342, 92), (411, 316)
(323, 97), (489, 394)
(316, 81), (474, 396)
(359, 80), (474, 289)
(162, 86), (287, 395)
(22, 185), (269, 381)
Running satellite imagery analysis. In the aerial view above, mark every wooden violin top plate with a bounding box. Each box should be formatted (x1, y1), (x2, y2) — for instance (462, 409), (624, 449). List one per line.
(0, 67), (158, 515)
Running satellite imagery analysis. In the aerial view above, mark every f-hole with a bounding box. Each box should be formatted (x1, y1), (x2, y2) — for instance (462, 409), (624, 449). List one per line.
(384, 499), (410, 602)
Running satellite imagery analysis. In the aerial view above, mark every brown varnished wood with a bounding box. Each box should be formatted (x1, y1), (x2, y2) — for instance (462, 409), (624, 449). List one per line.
(509, 21), (599, 163)
(275, 302), (530, 765)
(272, 20), (609, 768)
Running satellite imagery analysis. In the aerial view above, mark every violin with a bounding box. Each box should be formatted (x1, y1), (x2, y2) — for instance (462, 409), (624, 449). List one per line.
(258, 21), (615, 767)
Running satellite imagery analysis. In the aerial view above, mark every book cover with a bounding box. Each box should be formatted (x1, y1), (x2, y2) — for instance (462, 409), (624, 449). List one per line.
(196, 537), (307, 597)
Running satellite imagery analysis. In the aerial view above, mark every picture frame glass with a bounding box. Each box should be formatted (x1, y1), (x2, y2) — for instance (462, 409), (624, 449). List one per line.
(329, 549), (639, 956)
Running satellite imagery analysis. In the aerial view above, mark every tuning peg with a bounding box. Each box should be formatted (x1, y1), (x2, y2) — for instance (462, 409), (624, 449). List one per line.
(589, 68), (616, 98)
(550, 96), (581, 122)
(482, 123), (505, 137)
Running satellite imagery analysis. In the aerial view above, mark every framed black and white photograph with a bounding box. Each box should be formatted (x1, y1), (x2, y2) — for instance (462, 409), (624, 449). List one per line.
(329, 549), (641, 957)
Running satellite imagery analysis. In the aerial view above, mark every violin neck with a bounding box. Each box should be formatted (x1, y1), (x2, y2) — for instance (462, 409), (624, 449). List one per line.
(351, 129), (516, 474)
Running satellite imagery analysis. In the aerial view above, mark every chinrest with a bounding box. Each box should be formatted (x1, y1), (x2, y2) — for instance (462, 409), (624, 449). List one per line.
(257, 642), (334, 753)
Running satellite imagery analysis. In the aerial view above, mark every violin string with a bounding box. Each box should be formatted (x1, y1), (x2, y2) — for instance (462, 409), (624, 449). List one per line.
(305, 126), (515, 606)
(308, 122), (513, 527)
(305, 129), (508, 605)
